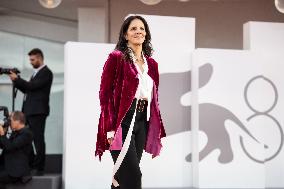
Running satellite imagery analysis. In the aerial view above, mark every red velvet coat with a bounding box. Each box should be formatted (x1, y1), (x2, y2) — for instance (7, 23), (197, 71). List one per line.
(95, 50), (166, 160)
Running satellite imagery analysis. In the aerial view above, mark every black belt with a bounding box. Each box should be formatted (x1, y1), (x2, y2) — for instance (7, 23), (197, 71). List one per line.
(136, 99), (148, 113)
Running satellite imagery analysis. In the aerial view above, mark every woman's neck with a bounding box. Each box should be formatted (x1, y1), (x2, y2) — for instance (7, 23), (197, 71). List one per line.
(128, 44), (142, 60)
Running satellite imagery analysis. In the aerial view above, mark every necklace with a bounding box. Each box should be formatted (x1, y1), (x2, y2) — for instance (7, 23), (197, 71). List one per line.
(135, 57), (144, 63)
(128, 47), (151, 101)
(128, 47), (143, 63)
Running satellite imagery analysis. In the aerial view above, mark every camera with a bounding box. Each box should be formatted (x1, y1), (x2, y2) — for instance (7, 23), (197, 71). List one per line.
(0, 106), (10, 129)
(0, 67), (21, 75)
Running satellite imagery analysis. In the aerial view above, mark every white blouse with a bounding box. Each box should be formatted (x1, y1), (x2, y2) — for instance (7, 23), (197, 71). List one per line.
(133, 53), (153, 121)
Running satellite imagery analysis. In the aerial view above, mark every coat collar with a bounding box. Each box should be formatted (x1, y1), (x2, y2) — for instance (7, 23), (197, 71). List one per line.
(115, 50), (157, 86)
(125, 54), (155, 81)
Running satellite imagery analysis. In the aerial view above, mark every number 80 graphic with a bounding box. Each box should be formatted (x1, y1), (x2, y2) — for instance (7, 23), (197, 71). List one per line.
(240, 75), (284, 163)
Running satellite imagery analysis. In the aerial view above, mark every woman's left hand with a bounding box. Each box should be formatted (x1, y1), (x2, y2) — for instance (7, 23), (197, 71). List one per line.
(107, 137), (114, 145)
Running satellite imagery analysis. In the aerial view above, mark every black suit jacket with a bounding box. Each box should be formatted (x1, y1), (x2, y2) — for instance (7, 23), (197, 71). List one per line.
(14, 66), (53, 116)
(0, 127), (33, 178)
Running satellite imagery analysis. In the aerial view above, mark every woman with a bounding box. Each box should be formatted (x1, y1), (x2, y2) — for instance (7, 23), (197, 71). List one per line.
(95, 15), (166, 189)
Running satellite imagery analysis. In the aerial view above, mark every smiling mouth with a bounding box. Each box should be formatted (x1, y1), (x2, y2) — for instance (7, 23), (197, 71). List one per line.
(134, 36), (144, 39)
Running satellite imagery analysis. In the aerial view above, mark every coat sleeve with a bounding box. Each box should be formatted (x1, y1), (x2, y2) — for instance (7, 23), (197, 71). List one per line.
(153, 59), (166, 139)
(145, 58), (166, 158)
(0, 131), (33, 152)
(13, 76), (27, 93)
(157, 71), (166, 139)
(96, 52), (118, 160)
(99, 53), (117, 108)
(98, 52), (118, 133)
(13, 70), (53, 92)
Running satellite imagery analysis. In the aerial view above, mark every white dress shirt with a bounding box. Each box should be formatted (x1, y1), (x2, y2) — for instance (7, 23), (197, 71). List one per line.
(32, 64), (46, 78)
(133, 53), (153, 121)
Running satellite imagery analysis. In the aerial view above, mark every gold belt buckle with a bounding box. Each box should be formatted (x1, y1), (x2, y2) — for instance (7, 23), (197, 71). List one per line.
(137, 99), (147, 112)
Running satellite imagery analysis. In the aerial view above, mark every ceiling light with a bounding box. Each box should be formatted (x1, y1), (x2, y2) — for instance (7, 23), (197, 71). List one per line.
(140, 0), (162, 5)
(275, 0), (284, 13)
(39, 0), (62, 9)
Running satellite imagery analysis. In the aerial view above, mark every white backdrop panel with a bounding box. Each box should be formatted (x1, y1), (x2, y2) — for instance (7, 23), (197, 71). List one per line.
(63, 42), (115, 189)
(244, 21), (284, 188)
(243, 21), (284, 52)
(192, 49), (266, 188)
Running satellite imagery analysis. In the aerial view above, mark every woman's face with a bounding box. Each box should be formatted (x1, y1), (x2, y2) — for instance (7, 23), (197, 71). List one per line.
(125, 19), (146, 47)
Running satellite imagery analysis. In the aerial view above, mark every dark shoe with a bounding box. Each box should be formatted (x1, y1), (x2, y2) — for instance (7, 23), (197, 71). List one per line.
(31, 169), (44, 176)
(111, 184), (120, 189)
(21, 175), (32, 183)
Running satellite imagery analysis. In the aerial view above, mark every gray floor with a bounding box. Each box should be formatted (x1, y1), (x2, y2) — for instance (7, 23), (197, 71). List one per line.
(6, 178), (283, 189)
(6, 174), (61, 189)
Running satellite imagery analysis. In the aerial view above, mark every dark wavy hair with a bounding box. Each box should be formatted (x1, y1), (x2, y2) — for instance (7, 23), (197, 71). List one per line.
(115, 15), (153, 61)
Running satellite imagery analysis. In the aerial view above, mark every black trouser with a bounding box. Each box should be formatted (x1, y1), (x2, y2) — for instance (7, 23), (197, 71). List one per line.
(26, 115), (47, 171)
(111, 99), (148, 189)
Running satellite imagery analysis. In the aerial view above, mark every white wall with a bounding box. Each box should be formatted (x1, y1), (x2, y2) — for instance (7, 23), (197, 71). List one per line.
(0, 15), (77, 43)
(192, 49), (266, 188)
(63, 42), (114, 189)
(244, 21), (284, 188)
(78, 7), (107, 43)
(190, 21), (284, 188)
(243, 21), (284, 52)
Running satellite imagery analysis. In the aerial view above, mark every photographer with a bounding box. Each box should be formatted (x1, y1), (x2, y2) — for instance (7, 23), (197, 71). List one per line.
(8, 48), (53, 176)
(0, 111), (33, 189)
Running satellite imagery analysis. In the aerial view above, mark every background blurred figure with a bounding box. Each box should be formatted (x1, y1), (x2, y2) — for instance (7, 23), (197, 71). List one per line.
(9, 48), (53, 176)
(0, 111), (33, 189)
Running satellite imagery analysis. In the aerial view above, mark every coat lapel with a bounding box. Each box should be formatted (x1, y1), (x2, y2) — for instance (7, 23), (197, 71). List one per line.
(125, 59), (138, 80)
(145, 57), (158, 87)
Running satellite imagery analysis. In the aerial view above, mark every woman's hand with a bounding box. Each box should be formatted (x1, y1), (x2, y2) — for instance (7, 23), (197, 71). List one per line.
(0, 125), (5, 136)
(107, 131), (115, 145)
(107, 137), (114, 145)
